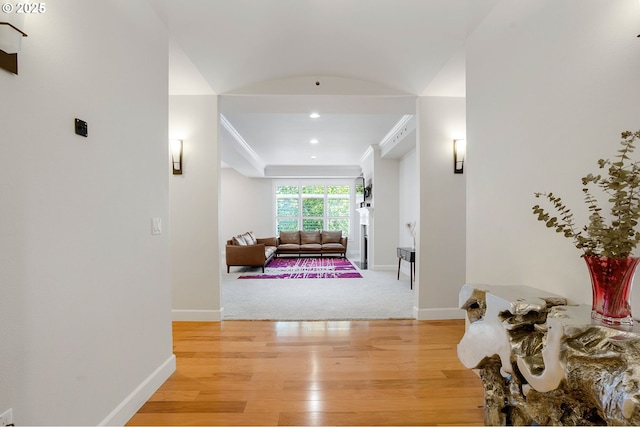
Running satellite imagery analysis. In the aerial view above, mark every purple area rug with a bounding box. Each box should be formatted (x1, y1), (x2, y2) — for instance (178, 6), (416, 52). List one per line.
(238, 257), (363, 279)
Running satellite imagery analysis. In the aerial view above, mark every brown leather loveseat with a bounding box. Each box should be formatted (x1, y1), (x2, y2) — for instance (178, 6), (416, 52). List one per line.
(225, 231), (277, 273)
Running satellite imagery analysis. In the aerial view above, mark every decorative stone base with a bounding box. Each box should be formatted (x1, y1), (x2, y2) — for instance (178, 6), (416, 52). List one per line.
(458, 284), (640, 425)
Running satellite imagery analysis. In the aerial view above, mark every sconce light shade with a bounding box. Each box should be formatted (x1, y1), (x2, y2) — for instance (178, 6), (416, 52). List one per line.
(170, 139), (183, 175)
(0, 14), (27, 54)
(454, 139), (466, 174)
(0, 22), (26, 54)
(0, 15), (27, 75)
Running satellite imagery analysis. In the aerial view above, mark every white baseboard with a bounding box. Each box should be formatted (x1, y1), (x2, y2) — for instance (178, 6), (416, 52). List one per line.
(172, 308), (224, 321)
(413, 307), (465, 320)
(99, 354), (176, 426)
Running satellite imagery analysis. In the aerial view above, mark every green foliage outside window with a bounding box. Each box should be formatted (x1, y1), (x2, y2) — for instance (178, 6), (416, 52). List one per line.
(276, 198), (298, 217)
(328, 219), (349, 232)
(328, 198), (349, 217)
(302, 198), (324, 217)
(275, 183), (351, 236)
(276, 185), (299, 195)
(327, 185), (350, 195)
(303, 219), (324, 231)
(277, 219), (299, 233)
(302, 185), (324, 195)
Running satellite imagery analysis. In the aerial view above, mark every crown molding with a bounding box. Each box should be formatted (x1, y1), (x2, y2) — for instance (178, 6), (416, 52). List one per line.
(264, 165), (361, 178)
(379, 115), (415, 157)
(359, 145), (379, 165)
(220, 114), (265, 174)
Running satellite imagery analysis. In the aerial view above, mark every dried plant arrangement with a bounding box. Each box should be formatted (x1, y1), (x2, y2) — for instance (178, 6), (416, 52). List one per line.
(532, 130), (640, 259)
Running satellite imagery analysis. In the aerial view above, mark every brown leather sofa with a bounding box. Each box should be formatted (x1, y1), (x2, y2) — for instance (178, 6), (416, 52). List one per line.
(277, 230), (348, 257)
(225, 231), (277, 273)
(226, 230), (348, 273)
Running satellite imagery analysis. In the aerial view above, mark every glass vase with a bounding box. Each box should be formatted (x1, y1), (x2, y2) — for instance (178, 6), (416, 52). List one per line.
(584, 255), (640, 327)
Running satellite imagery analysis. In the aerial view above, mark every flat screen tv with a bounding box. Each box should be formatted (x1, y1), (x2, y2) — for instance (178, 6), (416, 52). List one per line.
(355, 176), (365, 206)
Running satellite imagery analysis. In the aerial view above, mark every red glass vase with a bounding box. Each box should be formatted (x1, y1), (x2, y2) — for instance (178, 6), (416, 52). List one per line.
(584, 255), (640, 326)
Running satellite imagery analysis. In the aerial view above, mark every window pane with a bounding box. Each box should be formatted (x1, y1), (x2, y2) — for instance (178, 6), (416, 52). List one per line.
(275, 182), (350, 236)
(328, 198), (349, 216)
(276, 198), (298, 217)
(328, 219), (349, 234)
(302, 198), (324, 217)
(303, 219), (323, 231)
(277, 219), (298, 233)
(276, 185), (299, 195)
(327, 185), (349, 195)
(302, 185), (325, 195)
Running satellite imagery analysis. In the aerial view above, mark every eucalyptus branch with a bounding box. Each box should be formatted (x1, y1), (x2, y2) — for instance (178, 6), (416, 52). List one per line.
(533, 192), (581, 243)
(533, 130), (640, 259)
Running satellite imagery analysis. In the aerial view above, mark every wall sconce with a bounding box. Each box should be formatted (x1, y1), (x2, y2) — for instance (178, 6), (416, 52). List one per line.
(454, 139), (466, 174)
(0, 13), (28, 74)
(170, 139), (183, 175)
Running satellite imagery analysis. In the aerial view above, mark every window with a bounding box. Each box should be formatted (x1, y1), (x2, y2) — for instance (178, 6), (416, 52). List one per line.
(275, 182), (352, 235)
(275, 185), (299, 232)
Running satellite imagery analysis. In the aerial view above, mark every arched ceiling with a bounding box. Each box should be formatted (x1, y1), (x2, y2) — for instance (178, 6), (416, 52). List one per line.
(149, 0), (499, 176)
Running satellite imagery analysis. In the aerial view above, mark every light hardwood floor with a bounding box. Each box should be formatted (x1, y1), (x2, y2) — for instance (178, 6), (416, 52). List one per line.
(127, 319), (484, 426)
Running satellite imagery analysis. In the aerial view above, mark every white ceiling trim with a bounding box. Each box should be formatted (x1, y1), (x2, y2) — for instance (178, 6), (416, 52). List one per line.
(264, 165), (362, 179)
(379, 115), (414, 147)
(220, 114), (265, 175)
(360, 145), (376, 166)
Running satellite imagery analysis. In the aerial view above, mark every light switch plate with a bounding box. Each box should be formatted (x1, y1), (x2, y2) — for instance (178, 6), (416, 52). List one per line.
(152, 218), (162, 235)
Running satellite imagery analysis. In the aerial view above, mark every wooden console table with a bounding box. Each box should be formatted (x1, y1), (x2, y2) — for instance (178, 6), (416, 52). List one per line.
(396, 247), (415, 289)
(458, 284), (640, 426)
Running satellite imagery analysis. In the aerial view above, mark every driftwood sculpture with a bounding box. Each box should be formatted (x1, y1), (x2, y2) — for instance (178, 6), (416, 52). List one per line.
(457, 284), (640, 425)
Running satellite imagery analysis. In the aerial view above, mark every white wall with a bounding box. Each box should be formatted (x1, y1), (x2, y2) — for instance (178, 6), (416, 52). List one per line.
(0, 1), (174, 424)
(360, 147), (400, 269)
(219, 168), (273, 272)
(415, 96), (466, 319)
(372, 152), (400, 269)
(399, 148), (418, 248)
(220, 168), (274, 246)
(220, 174), (361, 258)
(399, 148), (418, 276)
(466, 1), (640, 309)
(169, 95), (221, 321)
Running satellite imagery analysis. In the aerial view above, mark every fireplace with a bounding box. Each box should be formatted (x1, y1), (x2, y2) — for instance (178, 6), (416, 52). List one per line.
(356, 207), (371, 269)
(360, 224), (368, 269)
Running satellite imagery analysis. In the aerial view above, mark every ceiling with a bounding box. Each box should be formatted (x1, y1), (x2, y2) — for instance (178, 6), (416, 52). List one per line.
(149, 0), (499, 177)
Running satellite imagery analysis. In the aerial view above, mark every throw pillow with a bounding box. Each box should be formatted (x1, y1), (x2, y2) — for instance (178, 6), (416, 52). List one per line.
(321, 230), (342, 244)
(247, 231), (258, 245)
(243, 231), (257, 245)
(233, 234), (248, 246)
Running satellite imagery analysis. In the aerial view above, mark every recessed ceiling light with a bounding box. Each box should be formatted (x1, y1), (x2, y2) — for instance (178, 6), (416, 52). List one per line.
(311, 155), (317, 160)
(309, 112), (320, 119)
(310, 139), (319, 144)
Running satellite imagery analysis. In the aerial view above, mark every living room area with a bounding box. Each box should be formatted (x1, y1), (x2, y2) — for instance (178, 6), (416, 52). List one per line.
(170, 85), (467, 323)
(217, 144), (421, 320)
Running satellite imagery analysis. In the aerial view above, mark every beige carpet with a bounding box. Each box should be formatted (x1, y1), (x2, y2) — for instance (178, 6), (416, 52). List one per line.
(222, 260), (415, 320)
